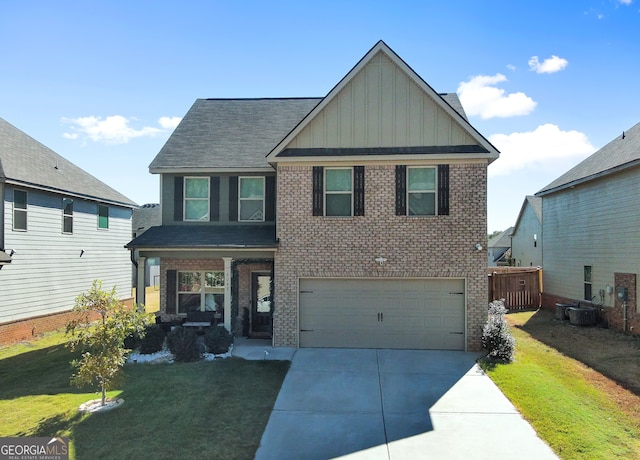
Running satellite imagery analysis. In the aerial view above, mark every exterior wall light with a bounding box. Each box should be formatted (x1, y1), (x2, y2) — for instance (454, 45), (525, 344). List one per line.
(474, 243), (483, 251)
(375, 257), (387, 266)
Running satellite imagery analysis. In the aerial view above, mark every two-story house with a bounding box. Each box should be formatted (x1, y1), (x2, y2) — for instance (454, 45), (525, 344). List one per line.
(127, 41), (499, 351)
(0, 117), (137, 343)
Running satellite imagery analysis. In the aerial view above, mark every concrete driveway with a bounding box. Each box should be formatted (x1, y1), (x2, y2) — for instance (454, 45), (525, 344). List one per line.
(254, 348), (557, 460)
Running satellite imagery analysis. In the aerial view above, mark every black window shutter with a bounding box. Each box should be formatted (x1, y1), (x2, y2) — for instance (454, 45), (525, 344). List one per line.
(210, 176), (220, 221)
(395, 165), (407, 215)
(174, 177), (184, 221)
(438, 164), (450, 216)
(265, 176), (276, 221)
(354, 166), (365, 216)
(229, 176), (238, 221)
(312, 166), (324, 216)
(166, 270), (177, 314)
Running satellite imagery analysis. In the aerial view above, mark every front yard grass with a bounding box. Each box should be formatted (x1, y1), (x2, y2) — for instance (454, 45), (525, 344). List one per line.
(0, 331), (289, 459)
(481, 310), (640, 459)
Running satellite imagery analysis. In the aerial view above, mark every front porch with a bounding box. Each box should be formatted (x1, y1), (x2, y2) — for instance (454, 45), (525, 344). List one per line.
(135, 256), (274, 340)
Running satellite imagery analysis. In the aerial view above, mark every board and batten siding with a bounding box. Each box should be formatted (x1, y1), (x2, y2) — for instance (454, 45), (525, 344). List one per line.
(542, 167), (640, 305)
(1, 186), (133, 323)
(286, 51), (475, 150)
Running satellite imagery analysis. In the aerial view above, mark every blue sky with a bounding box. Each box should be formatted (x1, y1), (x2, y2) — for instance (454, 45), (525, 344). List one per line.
(1, 1), (639, 232)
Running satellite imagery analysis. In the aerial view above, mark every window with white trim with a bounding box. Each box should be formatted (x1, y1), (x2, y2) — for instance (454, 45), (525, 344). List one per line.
(184, 177), (210, 221)
(62, 198), (73, 234)
(239, 176), (265, 221)
(177, 271), (225, 319)
(324, 168), (353, 216)
(13, 190), (27, 231)
(407, 167), (436, 216)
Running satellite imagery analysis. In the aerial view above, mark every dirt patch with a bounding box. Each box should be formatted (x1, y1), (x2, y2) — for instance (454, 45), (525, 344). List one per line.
(509, 308), (640, 423)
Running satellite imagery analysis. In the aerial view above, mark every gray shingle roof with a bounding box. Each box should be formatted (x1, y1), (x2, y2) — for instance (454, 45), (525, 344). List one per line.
(538, 121), (640, 195)
(149, 98), (322, 172)
(439, 93), (468, 121)
(0, 117), (136, 207)
(488, 226), (514, 249)
(133, 203), (161, 234)
(126, 224), (277, 249)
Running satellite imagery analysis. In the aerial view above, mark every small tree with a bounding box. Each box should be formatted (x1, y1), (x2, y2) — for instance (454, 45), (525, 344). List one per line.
(66, 280), (149, 406)
(482, 299), (516, 362)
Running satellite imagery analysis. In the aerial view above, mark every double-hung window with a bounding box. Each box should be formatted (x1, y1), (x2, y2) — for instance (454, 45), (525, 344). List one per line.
(584, 265), (592, 301)
(177, 271), (225, 318)
(239, 177), (265, 221)
(62, 198), (73, 234)
(407, 167), (436, 216)
(13, 190), (27, 231)
(325, 168), (353, 216)
(98, 204), (109, 229)
(184, 177), (210, 221)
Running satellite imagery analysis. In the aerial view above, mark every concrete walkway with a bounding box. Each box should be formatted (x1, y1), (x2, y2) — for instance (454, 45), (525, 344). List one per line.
(252, 348), (558, 460)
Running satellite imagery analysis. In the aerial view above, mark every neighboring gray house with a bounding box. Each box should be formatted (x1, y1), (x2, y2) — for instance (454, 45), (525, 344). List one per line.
(128, 41), (499, 351)
(537, 121), (640, 335)
(511, 196), (542, 267)
(0, 117), (137, 342)
(487, 227), (514, 267)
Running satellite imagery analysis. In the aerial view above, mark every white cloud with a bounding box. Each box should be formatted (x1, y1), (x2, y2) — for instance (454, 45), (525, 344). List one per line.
(488, 124), (596, 176)
(528, 55), (568, 74)
(62, 115), (179, 144)
(618, 0), (632, 5)
(506, 64), (516, 72)
(457, 74), (537, 119)
(159, 116), (182, 129)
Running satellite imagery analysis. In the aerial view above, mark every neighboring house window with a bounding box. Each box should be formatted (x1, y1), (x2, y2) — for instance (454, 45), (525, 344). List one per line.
(98, 204), (109, 229)
(13, 190), (27, 231)
(62, 198), (73, 234)
(407, 167), (436, 215)
(396, 165), (449, 216)
(239, 177), (265, 221)
(177, 271), (225, 318)
(584, 265), (592, 301)
(184, 177), (210, 221)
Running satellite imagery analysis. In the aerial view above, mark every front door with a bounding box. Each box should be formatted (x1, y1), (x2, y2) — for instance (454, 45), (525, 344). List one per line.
(251, 272), (272, 337)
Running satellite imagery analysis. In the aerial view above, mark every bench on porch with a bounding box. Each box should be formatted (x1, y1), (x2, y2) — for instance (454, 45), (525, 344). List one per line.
(182, 311), (216, 330)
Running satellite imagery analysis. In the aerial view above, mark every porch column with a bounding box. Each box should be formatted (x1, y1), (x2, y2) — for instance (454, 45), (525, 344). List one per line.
(135, 254), (146, 310)
(223, 257), (233, 331)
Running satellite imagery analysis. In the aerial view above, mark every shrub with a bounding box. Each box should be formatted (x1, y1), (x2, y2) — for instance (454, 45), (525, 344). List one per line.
(167, 327), (202, 362)
(139, 324), (166, 354)
(204, 326), (233, 354)
(482, 299), (516, 363)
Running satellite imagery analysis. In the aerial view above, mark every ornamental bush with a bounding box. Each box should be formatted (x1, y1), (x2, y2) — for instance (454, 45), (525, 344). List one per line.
(167, 327), (202, 362)
(204, 326), (233, 355)
(482, 299), (516, 363)
(139, 324), (166, 354)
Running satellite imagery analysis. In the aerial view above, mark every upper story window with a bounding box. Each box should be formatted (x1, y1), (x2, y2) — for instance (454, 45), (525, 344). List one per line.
(13, 190), (27, 231)
(184, 177), (210, 221)
(239, 177), (265, 221)
(62, 198), (73, 234)
(325, 168), (353, 216)
(98, 204), (109, 229)
(407, 167), (436, 216)
(395, 165), (449, 216)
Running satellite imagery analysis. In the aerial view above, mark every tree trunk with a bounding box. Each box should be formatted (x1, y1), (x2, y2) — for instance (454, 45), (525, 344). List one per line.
(101, 384), (107, 406)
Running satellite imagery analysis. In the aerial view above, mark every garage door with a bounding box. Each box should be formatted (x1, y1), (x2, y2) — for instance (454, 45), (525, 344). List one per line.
(299, 278), (465, 350)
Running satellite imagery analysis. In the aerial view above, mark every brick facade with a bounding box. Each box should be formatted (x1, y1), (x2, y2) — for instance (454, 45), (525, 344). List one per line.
(274, 163), (488, 350)
(0, 297), (134, 345)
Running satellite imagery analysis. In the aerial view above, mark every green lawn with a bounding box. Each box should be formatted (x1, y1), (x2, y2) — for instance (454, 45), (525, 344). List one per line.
(481, 311), (640, 459)
(0, 331), (289, 459)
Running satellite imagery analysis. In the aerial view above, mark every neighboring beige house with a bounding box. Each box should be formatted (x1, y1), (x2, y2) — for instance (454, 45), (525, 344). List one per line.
(127, 41), (499, 351)
(511, 196), (542, 268)
(537, 121), (640, 335)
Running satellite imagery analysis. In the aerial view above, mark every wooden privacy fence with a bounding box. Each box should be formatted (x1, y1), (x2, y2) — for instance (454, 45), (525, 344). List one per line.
(488, 267), (542, 310)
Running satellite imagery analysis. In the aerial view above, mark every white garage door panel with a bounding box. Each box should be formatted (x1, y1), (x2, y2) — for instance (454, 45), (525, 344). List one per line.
(299, 278), (465, 350)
